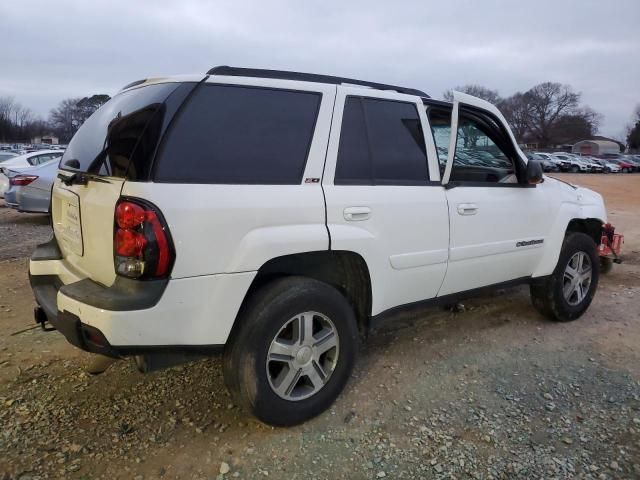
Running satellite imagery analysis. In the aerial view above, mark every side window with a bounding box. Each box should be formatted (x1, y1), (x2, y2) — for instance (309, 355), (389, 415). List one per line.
(154, 85), (321, 184)
(450, 114), (514, 183)
(425, 107), (451, 174)
(334, 97), (371, 183)
(427, 105), (517, 183)
(335, 96), (429, 185)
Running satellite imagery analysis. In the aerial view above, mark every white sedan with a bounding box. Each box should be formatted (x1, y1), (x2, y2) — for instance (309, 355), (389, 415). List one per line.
(0, 150), (63, 198)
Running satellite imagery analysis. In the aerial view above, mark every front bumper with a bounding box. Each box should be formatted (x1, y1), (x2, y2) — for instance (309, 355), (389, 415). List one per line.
(29, 237), (255, 355)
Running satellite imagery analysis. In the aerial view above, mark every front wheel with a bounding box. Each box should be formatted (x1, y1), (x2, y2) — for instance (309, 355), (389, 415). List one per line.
(223, 276), (358, 426)
(570, 165), (579, 173)
(530, 232), (599, 322)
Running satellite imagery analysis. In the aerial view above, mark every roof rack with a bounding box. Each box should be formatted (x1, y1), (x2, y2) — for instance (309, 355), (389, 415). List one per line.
(206, 66), (429, 98)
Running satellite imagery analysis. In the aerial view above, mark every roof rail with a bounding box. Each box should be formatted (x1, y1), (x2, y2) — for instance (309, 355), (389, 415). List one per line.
(206, 66), (430, 98)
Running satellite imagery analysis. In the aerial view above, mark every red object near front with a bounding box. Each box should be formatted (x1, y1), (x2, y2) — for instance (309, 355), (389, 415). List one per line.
(598, 223), (623, 258)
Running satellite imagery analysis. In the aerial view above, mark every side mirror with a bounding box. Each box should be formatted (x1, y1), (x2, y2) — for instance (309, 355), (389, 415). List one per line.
(526, 160), (543, 184)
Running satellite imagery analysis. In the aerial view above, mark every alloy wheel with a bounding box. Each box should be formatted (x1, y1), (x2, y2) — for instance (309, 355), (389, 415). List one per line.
(266, 311), (340, 401)
(563, 252), (592, 306)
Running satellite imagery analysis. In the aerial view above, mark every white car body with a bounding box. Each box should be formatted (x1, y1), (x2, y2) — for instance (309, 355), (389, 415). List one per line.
(553, 154), (588, 172)
(29, 73), (607, 350)
(0, 150), (63, 197)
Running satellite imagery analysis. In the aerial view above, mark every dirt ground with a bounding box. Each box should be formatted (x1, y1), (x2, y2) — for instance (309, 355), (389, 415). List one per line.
(0, 174), (639, 480)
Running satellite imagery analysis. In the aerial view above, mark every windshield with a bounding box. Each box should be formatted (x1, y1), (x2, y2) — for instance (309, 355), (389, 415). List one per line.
(60, 82), (180, 179)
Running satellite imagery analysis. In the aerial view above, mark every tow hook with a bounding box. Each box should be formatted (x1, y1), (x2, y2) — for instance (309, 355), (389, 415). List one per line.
(34, 306), (55, 332)
(599, 223), (623, 264)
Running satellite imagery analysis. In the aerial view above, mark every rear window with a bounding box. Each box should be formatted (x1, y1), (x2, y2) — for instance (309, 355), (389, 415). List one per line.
(153, 84), (321, 184)
(335, 96), (428, 185)
(60, 82), (181, 179)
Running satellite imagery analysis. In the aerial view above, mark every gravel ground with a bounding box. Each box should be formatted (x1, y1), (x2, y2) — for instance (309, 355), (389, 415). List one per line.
(1, 175), (639, 479)
(0, 203), (51, 261)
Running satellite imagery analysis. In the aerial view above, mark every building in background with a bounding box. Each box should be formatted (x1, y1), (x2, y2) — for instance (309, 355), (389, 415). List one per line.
(31, 134), (59, 145)
(572, 137), (621, 155)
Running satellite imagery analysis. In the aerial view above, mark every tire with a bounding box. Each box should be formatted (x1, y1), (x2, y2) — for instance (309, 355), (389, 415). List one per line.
(223, 276), (358, 426)
(622, 167), (629, 173)
(570, 166), (579, 173)
(600, 257), (613, 275)
(530, 232), (599, 322)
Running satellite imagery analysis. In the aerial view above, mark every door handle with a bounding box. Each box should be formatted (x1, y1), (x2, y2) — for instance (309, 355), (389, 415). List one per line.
(344, 206), (371, 221)
(457, 203), (478, 216)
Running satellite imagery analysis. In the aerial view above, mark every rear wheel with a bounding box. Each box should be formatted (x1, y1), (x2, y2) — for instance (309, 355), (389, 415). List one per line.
(530, 232), (599, 322)
(223, 276), (358, 426)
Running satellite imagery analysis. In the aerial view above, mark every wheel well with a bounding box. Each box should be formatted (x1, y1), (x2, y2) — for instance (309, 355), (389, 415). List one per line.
(245, 251), (372, 335)
(566, 218), (602, 244)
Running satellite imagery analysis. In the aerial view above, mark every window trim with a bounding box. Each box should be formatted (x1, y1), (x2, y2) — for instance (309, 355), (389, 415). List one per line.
(151, 82), (323, 185)
(334, 95), (432, 186)
(425, 100), (532, 189)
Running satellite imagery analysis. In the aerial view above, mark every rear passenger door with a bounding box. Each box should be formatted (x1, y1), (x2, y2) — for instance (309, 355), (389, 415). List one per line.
(323, 87), (449, 316)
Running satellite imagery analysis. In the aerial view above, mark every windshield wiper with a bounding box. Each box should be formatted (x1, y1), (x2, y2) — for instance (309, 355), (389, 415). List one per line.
(57, 172), (110, 186)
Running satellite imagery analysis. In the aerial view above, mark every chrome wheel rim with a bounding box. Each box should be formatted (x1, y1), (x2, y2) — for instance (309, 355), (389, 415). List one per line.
(266, 311), (339, 401)
(563, 252), (592, 306)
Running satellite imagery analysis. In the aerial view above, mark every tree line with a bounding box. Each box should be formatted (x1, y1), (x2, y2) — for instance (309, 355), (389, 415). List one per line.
(1, 83), (638, 151)
(0, 94), (110, 144)
(443, 82), (606, 148)
(626, 105), (640, 153)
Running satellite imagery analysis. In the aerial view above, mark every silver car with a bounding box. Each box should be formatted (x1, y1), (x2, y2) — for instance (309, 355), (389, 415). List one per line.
(4, 159), (60, 213)
(0, 150), (63, 197)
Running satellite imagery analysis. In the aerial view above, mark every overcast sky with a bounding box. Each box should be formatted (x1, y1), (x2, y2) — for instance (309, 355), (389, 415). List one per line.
(1, 0), (638, 138)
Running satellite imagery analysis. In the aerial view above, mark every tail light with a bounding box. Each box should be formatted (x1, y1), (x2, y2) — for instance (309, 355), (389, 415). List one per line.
(10, 175), (38, 186)
(114, 198), (175, 279)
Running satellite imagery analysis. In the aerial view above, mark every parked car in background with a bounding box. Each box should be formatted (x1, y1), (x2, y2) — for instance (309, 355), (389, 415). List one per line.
(553, 153), (587, 172)
(579, 157), (604, 173)
(604, 157), (636, 173)
(533, 152), (565, 171)
(526, 152), (558, 172)
(0, 150), (62, 197)
(4, 159), (59, 213)
(0, 151), (18, 163)
(589, 157), (620, 173)
(623, 156), (640, 171)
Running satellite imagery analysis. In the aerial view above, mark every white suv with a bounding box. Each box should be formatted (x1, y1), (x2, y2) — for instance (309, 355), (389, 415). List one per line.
(29, 67), (612, 426)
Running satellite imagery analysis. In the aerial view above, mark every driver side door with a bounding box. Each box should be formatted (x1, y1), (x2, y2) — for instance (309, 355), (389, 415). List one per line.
(430, 92), (553, 296)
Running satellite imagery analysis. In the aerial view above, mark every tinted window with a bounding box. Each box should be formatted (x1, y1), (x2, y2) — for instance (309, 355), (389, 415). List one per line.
(334, 97), (371, 183)
(154, 85), (321, 184)
(425, 106), (452, 174)
(427, 105), (517, 183)
(335, 97), (429, 185)
(60, 82), (180, 178)
(450, 115), (514, 182)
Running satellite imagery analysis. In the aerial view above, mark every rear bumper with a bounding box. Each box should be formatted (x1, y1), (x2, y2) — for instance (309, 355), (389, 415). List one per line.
(29, 237), (255, 355)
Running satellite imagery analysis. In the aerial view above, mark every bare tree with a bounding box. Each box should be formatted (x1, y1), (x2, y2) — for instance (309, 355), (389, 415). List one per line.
(627, 104), (640, 152)
(499, 92), (531, 140)
(0, 96), (16, 122)
(443, 84), (502, 104)
(48, 95), (110, 142)
(49, 98), (82, 142)
(524, 82), (580, 146)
